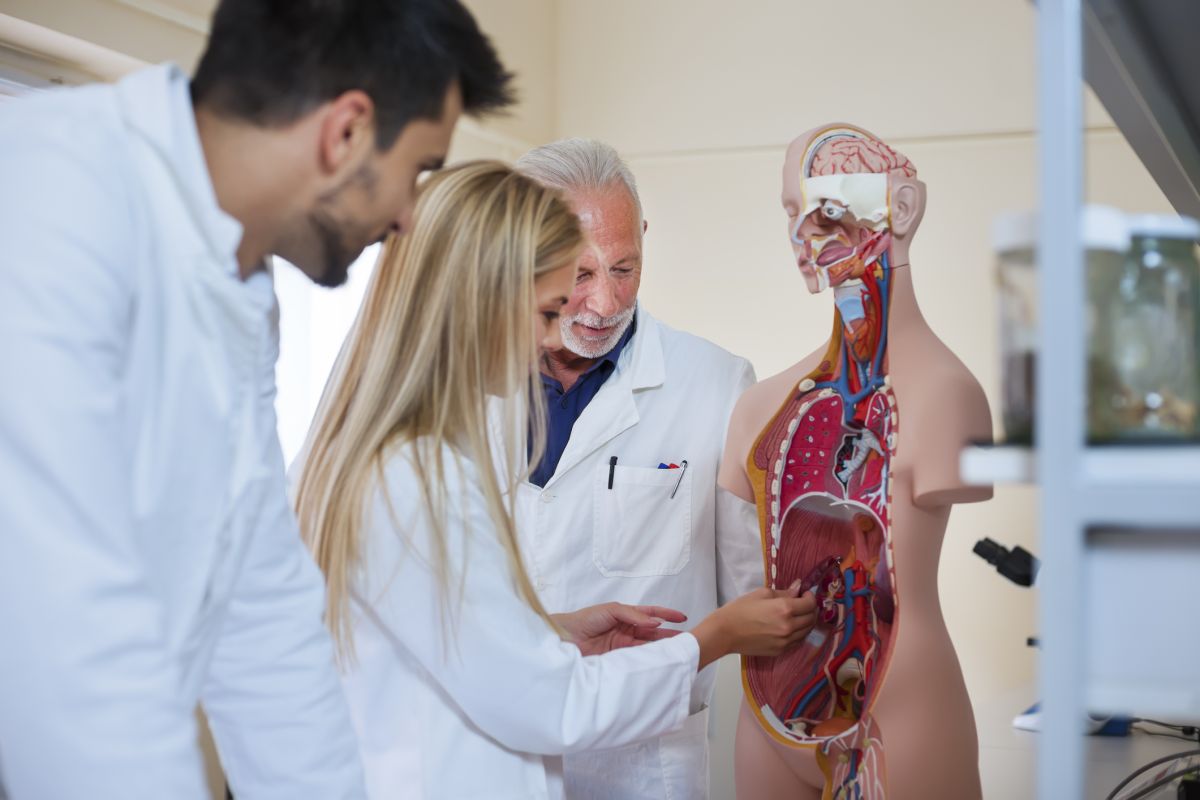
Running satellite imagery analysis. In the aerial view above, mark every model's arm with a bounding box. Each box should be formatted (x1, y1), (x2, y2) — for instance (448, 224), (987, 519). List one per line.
(717, 377), (766, 503)
(911, 367), (996, 508)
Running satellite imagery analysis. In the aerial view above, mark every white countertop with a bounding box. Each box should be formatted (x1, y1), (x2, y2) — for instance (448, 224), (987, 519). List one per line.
(976, 685), (1198, 799)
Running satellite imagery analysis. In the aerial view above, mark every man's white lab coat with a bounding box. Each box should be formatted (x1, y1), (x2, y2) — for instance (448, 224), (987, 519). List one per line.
(516, 309), (762, 799)
(0, 65), (364, 798)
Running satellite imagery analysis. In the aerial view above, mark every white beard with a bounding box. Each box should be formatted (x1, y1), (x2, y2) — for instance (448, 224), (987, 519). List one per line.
(559, 306), (636, 359)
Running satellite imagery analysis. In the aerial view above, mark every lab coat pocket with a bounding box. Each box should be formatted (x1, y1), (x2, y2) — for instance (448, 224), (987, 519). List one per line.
(593, 464), (692, 577)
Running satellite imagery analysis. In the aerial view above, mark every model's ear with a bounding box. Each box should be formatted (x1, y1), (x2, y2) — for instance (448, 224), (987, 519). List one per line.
(890, 178), (926, 239)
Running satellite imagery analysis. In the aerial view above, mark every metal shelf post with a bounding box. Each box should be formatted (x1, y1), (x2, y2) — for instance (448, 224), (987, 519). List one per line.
(1035, 0), (1088, 797)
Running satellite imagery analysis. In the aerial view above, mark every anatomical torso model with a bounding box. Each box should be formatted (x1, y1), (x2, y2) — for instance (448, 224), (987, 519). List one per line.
(719, 124), (994, 800)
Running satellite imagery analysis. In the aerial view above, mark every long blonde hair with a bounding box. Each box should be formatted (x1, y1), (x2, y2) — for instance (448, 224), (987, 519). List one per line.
(294, 161), (584, 659)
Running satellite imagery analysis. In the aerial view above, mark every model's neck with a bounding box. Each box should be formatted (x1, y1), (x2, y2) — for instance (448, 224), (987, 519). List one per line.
(826, 257), (928, 383)
(831, 258), (926, 340)
(877, 259), (927, 337)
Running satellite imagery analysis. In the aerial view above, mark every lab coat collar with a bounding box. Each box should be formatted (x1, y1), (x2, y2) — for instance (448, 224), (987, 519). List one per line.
(619, 305), (666, 392)
(542, 305), (665, 487)
(114, 63), (244, 272)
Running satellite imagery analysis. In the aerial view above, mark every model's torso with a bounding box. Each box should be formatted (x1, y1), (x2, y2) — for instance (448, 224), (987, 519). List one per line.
(735, 288), (981, 798)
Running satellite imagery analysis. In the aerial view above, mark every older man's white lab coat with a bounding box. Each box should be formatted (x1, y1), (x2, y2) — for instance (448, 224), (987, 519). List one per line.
(0, 65), (364, 798)
(516, 309), (762, 799)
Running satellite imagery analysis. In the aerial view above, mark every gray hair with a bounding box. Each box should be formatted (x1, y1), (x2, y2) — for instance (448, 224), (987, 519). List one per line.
(515, 138), (643, 222)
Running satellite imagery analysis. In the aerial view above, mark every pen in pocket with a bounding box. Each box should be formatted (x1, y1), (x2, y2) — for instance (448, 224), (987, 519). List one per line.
(670, 460), (688, 499)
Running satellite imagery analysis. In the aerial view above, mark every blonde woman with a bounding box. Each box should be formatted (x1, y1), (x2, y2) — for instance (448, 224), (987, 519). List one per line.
(294, 162), (816, 798)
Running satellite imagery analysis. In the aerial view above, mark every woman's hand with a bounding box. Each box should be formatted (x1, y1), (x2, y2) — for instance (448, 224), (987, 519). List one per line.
(553, 603), (687, 656)
(690, 581), (817, 670)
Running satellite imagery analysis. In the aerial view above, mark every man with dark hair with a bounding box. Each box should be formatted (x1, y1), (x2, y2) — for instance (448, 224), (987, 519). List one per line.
(0, 2), (512, 798)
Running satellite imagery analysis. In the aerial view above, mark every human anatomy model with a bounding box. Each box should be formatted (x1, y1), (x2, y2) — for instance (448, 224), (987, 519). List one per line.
(719, 123), (994, 800)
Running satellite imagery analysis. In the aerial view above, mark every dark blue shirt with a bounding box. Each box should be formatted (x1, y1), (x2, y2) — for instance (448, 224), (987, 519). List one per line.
(530, 319), (637, 487)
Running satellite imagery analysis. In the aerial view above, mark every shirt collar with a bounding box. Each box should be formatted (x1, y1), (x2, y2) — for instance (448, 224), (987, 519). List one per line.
(596, 312), (638, 370)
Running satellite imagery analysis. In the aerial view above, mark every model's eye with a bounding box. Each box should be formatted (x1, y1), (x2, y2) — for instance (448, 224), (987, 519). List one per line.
(821, 201), (846, 222)
(542, 311), (560, 323)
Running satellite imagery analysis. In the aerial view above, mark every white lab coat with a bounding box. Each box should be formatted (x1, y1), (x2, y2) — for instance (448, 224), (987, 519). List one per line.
(515, 308), (762, 799)
(0, 65), (364, 798)
(340, 440), (701, 800)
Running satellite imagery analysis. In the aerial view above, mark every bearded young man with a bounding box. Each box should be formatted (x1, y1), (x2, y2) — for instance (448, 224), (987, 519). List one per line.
(0, 2), (512, 797)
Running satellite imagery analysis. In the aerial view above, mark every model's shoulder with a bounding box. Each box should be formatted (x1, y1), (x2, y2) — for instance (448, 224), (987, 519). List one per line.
(732, 369), (791, 419)
(891, 336), (992, 441)
(731, 343), (829, 417)
(903, 335), (989, 406)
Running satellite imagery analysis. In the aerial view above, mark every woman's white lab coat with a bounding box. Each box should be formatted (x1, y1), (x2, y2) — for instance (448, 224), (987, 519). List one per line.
(0, 65), (363, 798)
(340, 441), (700, 799)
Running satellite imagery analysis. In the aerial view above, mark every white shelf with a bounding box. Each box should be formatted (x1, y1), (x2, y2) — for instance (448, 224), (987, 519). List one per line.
(961, 445), (1037, 484)
(961, 444), (1200, 487)
(1083, 446), (1200, 486)
(962, 445), (1200, 527)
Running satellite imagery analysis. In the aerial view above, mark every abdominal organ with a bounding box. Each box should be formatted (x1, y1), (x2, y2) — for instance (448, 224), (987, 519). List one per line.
(743, 255), (897, 800)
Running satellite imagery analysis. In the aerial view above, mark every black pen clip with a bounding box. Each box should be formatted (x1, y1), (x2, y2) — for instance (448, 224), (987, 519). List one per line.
(608, 456), (618, 490)
(670, 460), (688, 499)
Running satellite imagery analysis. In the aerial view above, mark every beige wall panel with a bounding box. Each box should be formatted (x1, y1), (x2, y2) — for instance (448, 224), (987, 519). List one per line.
(0, 0), (206, 71)
(0, 0), (554, 148)
(464, 0), (557, 146)
(555, 0), (1111, 156)
(448, 122), (527, 164)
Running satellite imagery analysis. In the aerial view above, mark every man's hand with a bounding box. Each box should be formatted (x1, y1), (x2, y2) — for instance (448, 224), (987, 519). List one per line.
(553, 603), (687, 656)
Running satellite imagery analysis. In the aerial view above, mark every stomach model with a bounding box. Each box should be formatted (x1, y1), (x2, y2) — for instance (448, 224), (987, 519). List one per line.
(743, 257), (898, 800)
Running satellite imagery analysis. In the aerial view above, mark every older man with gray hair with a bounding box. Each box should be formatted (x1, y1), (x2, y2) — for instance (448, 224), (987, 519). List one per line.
(514, 139), (763, 799)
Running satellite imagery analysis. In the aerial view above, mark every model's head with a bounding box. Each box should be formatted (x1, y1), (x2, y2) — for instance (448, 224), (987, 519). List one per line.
(192, 0), (515, 287)
(295, 161), (583, 657)
(517, 138), (645, 359)
(782, 123), (925, 294)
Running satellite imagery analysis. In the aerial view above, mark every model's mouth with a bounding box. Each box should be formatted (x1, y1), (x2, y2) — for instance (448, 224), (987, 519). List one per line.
(816, 244), (854, 268)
